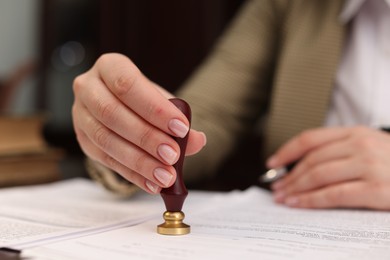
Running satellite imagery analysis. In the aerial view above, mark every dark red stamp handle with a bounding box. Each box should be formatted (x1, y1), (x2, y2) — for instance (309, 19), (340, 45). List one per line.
(160, 98), (191, 212)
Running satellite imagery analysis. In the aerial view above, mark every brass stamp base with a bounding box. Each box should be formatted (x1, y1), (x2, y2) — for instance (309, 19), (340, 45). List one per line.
(157, 211), (190, 235)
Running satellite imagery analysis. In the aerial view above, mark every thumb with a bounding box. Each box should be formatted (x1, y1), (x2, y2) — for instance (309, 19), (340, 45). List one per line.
(185, 130), (207, 156)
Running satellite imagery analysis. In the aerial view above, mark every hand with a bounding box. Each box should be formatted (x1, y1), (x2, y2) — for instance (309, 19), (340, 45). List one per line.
(267, 126), (390, 210)
(72, 53), (206, 194)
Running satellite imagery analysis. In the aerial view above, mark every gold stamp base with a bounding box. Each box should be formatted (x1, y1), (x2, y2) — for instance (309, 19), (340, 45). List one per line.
(157, 211), (190, 235)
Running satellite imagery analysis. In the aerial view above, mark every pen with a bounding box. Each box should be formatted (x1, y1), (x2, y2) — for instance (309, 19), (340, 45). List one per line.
(260, 161), (297, 183)
(0, 247), (22, 259)
(260, 126), (390, 183)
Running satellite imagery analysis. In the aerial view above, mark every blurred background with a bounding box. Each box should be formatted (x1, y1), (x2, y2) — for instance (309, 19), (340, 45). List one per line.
(0, 0), (263, 190)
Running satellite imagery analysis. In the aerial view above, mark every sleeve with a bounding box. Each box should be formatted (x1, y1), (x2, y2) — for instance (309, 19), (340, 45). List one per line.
(178, 0), (284, 182)
(85, 158), (139, 196)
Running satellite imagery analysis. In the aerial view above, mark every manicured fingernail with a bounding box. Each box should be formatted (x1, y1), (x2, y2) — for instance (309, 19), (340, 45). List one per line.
(200, 131), (207, 146)
(169, 119), (189, 138)
(145, 180), (159, 193)
(273, 191), (285, 202)
(154, 168), (173, 186)
(272, 180), (284, 190)
(285, 196), (299, 206)
(267, 156), (278, 168)
(158, 144), (178, 165)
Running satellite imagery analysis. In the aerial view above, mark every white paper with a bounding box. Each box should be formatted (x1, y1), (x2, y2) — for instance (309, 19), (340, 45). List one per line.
(0, 178), (163, 249)
(24, 187), (390, 260)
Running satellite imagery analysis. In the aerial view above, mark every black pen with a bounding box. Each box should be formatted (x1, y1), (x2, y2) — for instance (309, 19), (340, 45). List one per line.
(260, 126), (390, 183)
(0, 247), (22, 259)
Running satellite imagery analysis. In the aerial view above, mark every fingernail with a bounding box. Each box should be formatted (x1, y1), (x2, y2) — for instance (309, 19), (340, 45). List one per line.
(158, 144), (178, 165)
(145, 180), (159, 193)
(154, 168), (173, 186)
(273, 191), (285, 202)
(201, 132), (207, 146)
(272, 180), (284, 190)
(169, 119), (189, 138)
(285, 196), (299, 206)
(267, 156), (278, 168)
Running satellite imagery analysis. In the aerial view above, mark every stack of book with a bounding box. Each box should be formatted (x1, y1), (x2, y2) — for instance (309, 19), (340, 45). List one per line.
(0, 116), (63, 187)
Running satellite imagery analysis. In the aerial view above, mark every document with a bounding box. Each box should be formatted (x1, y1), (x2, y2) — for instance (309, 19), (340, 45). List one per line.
(23, 186), (390, 260)
(0, 178), (163, 249)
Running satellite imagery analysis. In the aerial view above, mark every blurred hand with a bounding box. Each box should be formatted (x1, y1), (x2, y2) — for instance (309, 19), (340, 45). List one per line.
(267, 126), (390, 210)
(72, 53), (206, 194)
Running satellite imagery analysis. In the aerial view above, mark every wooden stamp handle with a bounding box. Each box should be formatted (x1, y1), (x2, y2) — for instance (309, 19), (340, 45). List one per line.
(160, 98), (191, 212)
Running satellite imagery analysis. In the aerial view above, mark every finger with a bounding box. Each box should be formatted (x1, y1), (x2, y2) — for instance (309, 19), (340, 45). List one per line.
(75, 75), (182, 165)
(74, 104), (177, 189)
(94, 53), (190, 138)
(73, 124), (161, 194)
(273, 138), (353, 190)
(185, 130), (207, 156)
(89, 149), (162, 195)
(267, 127), (351, 168)
(281, 181), (390, 210)
(280, 157), (362, 196)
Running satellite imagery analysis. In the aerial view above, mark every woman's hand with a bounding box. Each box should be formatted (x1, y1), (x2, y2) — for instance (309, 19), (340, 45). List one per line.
(72, 53), (206, 194)
(268, 126), (390, 210)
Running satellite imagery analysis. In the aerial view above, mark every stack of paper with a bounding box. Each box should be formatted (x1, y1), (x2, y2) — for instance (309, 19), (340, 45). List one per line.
(0, 178), (389, 259)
